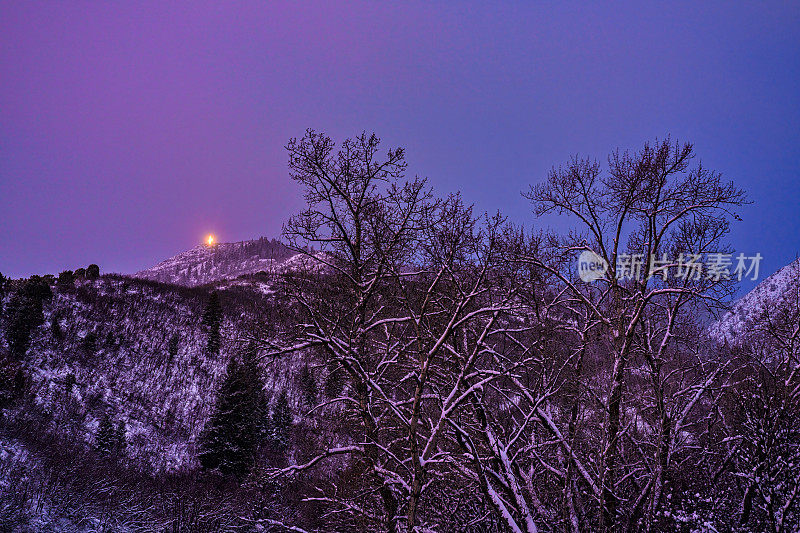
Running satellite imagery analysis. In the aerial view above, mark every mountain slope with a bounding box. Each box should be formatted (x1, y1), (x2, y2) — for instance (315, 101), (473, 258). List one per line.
(1, 274), (305, 473)
(710, 256), (800, 344)
(134, 237), (296, 287)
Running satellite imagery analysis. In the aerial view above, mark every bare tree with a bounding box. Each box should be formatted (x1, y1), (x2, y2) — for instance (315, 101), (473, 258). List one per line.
(261, 135), (758, 532)
(268, 132), (544, 532)
(517, 139), (746, 530)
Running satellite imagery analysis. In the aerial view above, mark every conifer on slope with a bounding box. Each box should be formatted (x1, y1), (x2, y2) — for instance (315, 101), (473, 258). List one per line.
(198, 343), (264, 478)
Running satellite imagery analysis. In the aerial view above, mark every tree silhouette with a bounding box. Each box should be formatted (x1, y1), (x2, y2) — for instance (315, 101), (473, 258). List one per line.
(201, 291), (222, 355)
(198, 345), (265, 479)
(269, 391), (292, 453)
(5, 276), (52, 358)
(96, 414), (115, 455)
(86, 264), (100, 279)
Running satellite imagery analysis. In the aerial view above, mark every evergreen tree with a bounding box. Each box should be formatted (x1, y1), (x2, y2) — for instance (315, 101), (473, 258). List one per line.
(96, 414), (115, 455)
(65, 372), (76, 393)
(270, 391), (292, 453)
(198, 346), (265, 478)
(0, 358), (25, 408)
(57, 270), (74, 286)
(73, 267), (86, 278)
(298, 364), (317, 409)
(167, 333), (180, 365)
(50, 313), (64, 341)
(241, 342), (268, 438)
(82, 331), (97, 355)
(0, 271), (8, 311)
(86, 264), (100, 279)
(201, 291), (222, 355)
(114, 421), (127, 453)
(4, 276), (52, 358)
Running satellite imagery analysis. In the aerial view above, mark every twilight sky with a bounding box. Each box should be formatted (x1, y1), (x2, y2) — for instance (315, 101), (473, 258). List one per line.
(1, 2), (799, 290)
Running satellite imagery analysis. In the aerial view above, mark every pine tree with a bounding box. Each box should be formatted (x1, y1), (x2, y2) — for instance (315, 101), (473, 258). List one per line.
(57, 270), (74, 286)
(198, 346), (265, 478)
(82, 331), (97, 355)
(96, 414), (115, 455)
(5, 276), (52, 358)
(201, 291), (222, 355)
(85, 264), (100, 279)
(114, 421), (126, 453)
(241, 342), (268, 438)
(167, 333), (180, 366)
(50, 313), (64, 341)
(298, 364), (317, 409)
(65, 372), (76, 393)
(96, 414), (125, 457)
(270, 391), (292, 453)
(0, 272), (5, 315)
(0, 358), (24, 408)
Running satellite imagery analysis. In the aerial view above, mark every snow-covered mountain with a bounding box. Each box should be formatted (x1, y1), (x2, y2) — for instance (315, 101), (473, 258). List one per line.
(710, 256), (800, 344)
(134, 237), (297, 286)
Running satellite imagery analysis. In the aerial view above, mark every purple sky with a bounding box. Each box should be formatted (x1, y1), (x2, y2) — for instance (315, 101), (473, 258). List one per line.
(1, 2), (799, 289)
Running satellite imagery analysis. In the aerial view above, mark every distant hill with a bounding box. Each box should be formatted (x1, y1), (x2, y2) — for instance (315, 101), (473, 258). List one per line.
(134, 237), (297, 286)
(709, 256), (800, 344)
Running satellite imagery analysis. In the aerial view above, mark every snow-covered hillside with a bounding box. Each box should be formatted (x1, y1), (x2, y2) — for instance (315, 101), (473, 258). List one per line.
(134, 237), (297, 287)
(3, 275), (306, 473)
(710, 256), (800, 344)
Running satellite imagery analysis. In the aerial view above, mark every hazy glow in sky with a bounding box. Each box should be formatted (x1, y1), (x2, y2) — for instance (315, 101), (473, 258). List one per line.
(1, 2), (798, 289)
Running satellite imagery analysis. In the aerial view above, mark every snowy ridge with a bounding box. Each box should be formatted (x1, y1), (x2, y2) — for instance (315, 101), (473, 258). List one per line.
(709, 256), (800, 344)
(134, 237), (296, 287)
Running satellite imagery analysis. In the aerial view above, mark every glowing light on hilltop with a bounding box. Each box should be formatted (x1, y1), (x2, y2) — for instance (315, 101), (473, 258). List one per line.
(206, 234), (215, 246)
